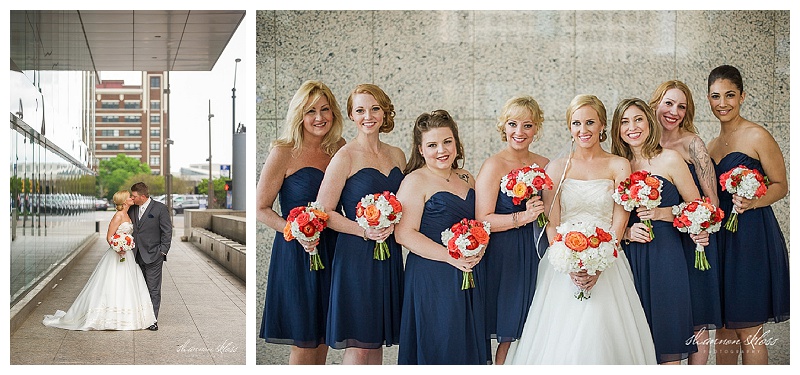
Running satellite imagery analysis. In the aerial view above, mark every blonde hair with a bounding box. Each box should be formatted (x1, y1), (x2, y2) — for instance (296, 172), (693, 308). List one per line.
(272, 80), (344, 156)
(346, 84), (396, 133)
(566, 94), (607, 130)
(495, 95), (544, 142)
(610, 98), (663, 160)
(648, 80), (697, 134)
(112, 190), (130, 211)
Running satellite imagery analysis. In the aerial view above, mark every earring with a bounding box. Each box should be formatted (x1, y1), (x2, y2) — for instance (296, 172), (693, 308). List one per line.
(600, 129), (608, 142)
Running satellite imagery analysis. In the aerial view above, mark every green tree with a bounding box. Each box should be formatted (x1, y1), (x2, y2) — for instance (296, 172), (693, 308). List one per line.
(196, 177), (228, 208)
(98, 154), (151, 200)
(121, 173), (165, 197)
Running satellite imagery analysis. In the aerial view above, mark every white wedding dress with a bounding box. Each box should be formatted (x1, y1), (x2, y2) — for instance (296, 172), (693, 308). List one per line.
(506, 179), (657, 365)
(43, 221), (156, 330)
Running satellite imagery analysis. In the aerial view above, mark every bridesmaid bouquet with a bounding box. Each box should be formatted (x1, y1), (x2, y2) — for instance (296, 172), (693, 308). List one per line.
(499, 163), (553, 226)
(110, 233), (135, 262)
(283, 201), (329, 271)
(356, 191), (403, 260)
(719, 165), (768, 232)
(612, 170), (662, 240)
(548, 222), (618, 301)
(441, 219), (491, 290)
(672, 197), (725, 271)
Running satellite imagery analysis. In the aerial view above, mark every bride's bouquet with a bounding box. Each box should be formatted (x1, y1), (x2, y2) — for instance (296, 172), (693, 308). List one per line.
(355, 191), (403, 260)
(672, 197), (725, 271)
(499, 163), (553, 226)
(441, 219), (491, 290)
(110, 233), (135, 262)
(719, 165), (768, 232)
(548, 221), (618, 301)
(612, 170), (662, 240)
(283, 201), (329, 271)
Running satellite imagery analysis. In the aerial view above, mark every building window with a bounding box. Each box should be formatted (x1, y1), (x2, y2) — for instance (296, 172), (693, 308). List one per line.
(101, 101), (119, 109)
(124, 101), (140, 109)
(150, 115), (160, 124)
(99, 130), (118, 137)
(150, 142), (160, 151)
(150, 156), (160, 166)
(150, 128), (160, 137)
(100, 143), (119, 150)
(127, 129), (141, 137)
(150, 76), (161, 88)
(123, 143), (140, 150)
(124, 116), (141, 123)
(150, 101), (161, 110)
(100, 116), (118, 122)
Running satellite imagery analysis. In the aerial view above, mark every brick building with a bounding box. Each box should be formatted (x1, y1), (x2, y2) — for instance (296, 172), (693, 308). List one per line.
(95, 71), (169, 175)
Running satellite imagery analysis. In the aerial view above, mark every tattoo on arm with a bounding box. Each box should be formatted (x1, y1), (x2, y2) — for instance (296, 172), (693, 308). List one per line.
(458, 173), (470, 183)
(689, 138), (717, 197)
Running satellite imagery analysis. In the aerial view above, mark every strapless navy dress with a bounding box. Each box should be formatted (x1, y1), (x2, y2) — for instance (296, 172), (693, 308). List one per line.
(479, 192), (547, 343)
(682, 163), (722, 330)
(398, 189), (490, 365)
(623, 176), (696, 363)
(326, 167), (405, 349)
(260, 167), (337, 347)
(715, 152), (790, 328)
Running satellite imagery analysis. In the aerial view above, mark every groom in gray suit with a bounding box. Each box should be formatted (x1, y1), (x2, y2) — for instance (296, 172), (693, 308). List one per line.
(128, 182), (172, 331)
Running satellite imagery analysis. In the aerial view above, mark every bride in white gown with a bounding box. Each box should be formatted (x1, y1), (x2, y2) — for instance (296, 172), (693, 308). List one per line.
(43, 190), (156, 331)
(506, 95), (657, 365)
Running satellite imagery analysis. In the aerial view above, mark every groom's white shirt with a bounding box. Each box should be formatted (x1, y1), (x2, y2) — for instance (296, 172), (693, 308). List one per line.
(139, 197), (151, 219)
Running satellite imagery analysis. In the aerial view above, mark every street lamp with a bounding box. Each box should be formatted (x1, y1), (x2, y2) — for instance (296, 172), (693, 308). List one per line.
(207, 100), (214, 209)
(232, 58), (240, 136)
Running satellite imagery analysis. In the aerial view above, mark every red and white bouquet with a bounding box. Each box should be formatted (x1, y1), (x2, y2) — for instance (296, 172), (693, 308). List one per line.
(719, 165), (768, 232)
(110, 232), (135, 262)
(283, 201), (329, 271)
(672, 197), (725, 271)
(356, 191), (403, 260)
(548, 221), (618, 301)
(499, 163), (554, 226)
(441, 219), (491, 290)
(612, 170), (663, 240)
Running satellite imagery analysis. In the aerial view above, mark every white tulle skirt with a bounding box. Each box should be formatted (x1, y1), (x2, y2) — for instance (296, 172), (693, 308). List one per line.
(43, 247), (156, 331)
(506, 249), (657, 365)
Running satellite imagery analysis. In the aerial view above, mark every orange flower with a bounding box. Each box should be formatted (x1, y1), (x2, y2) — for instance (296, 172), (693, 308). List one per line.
(283, 222), (294, 241)
(647, 189), (660, 200)
(513, 182), (528, 198)
(470, 226), (490, 245)
(644, 176), (660, 189)
(310, 209), (329, 221)
(587, 235), (601, 248)
(564, 231), (588, 252)
(364, 205), (381, 223)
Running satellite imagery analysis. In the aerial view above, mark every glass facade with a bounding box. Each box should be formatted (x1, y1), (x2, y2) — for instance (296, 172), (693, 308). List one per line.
(10, 121), (97, 306)
(9, 10), (98, 306)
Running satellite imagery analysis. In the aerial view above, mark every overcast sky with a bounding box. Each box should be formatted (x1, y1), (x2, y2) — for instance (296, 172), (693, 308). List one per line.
(100, 18), (246, 174)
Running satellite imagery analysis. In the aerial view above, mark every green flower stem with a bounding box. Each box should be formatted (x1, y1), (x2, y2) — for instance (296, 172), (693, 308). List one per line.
(461, 271), (475, 290)
(643, 218), (655, 240)
(725, 212), (739, 232)
(536, 213), (549, 228)
(374, 241), (391, 261)
(309, 253), (325, 271)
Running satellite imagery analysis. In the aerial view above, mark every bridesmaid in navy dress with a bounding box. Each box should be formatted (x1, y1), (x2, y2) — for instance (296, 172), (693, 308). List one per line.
(611, 98), (707, 364)
(474, 96), (548, 364)
(316, 84), (406, 365)
(394, 110), (489, 365)
(257, 80), (345, 364)
(706, 65), (789, 365)
(649, 80), (722, 365)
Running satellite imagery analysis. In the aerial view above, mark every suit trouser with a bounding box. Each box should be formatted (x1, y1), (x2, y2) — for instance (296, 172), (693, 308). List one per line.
(138, 252), (164, 320)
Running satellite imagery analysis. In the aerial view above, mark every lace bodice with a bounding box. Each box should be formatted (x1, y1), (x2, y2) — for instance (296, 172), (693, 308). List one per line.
(116, 221), (134, 236)
(559, 179), (615, 226)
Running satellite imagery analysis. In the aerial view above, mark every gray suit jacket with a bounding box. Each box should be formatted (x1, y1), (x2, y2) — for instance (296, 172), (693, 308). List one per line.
(128, 199), (172, 264)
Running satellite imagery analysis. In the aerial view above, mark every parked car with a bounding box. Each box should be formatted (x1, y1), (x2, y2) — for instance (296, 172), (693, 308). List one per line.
(173, 198), (200, 215)
(95, 198), (110, 211)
